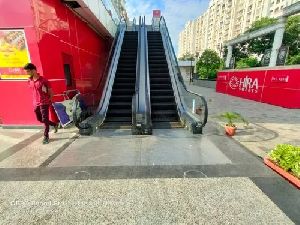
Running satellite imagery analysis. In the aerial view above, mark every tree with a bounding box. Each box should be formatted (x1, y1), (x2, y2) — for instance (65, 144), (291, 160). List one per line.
(247, 17), (278, 32)
(283, 15), (300, 57)
(236, 57), (260, 69)
(231, 16), (300, 65)
(233, 42), (249, 61)
(196, 49), (222, 79)
(246, 17), (278, 56)
(287, 54), (300, 65)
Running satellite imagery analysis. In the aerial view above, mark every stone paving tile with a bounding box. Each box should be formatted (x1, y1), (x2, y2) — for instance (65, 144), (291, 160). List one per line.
(0, 127), (78, 168)
(0, 129), (40, 154)
(0, 178), (294, 224)
(189, 85), (300, 157)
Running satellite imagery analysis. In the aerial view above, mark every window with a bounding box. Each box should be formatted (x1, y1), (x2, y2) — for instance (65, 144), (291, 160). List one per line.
(63, 64), (72, 87)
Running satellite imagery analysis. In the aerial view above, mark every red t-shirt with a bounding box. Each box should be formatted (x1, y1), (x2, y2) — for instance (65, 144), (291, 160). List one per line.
(28, 76), (52, 107)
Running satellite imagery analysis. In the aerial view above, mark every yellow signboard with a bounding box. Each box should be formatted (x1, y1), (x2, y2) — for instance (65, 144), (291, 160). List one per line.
(0, 29), (31, 80)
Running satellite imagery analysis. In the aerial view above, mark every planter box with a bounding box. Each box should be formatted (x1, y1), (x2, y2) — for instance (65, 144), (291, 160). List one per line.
(264, 157), (300, 189)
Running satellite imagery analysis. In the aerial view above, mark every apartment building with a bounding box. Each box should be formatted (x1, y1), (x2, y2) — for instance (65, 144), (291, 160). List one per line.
(178, 0), (298, 58)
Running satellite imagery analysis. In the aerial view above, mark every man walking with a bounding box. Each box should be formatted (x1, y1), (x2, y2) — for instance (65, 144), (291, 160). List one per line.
(24, 63), (58, 144)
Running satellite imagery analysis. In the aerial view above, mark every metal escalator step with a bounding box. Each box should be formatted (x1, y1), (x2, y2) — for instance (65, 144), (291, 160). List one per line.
(151, 72), (170, 78)
(115, 72), (136, 76)
(151, 102), (177, 110)
(148, 61), (167, 64)
(152, 122), (183, 129)
(111, 89), (134, 95)
(152, 110), (178, 115)
(106, 111), (131, 118)
(105, 117), (132, 122)
(114, 78), (135, 83)
(150, 95), (175, 102)
(151, 90), (174, 96)
(117, 63), (137, 67)
(110, 95), (132, 101)
(148, 56), (165, 59)
(150, 83), (172, 89)
(149, 65), (168, 68)
(101, 122), (132, 129)
(117, 67), (136, 71)
(113, 83), (135, 88)
(151, 117), (179, 122)
(150, 78), (171, 83)
(109, 102), (132, 106)
(149, 74), (170, 79)
(149, 69), (169, 73)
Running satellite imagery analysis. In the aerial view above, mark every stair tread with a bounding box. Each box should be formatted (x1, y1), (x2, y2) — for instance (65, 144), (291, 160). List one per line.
(110, 102), (132, 105)
(152, 110), (177, 114)
(105, 117), (132, 122)
(152, 122), (183, 129)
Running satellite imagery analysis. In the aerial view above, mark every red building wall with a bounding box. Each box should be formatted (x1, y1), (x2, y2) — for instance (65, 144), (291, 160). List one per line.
(0, 0), (112, 125)
(216, 68), (300, 109)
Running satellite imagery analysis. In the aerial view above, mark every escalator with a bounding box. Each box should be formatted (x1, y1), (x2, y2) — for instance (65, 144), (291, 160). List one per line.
(101, 31), (138, 129)
(78, 17), (207, 136)
(147, 31), (182, 128)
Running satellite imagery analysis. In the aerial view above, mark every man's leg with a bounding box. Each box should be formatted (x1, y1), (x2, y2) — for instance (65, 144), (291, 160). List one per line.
(34, 106), (43, 123)
(40, 104), (51, 143)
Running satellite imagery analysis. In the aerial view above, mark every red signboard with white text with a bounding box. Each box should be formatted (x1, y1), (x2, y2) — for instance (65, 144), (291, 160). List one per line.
(226, 70), (266, 101)
(153, 10), (161, 18)
(216, 68), (300, 108)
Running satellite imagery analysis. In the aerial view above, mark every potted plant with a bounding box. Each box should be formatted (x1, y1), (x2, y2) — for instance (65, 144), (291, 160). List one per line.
(218, 112), (248, 136)
(264, 144), (300, 188)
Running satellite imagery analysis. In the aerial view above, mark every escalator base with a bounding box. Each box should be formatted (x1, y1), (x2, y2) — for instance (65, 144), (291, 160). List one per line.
(101, 122), (132, 129)
(152, 122), (183, 129)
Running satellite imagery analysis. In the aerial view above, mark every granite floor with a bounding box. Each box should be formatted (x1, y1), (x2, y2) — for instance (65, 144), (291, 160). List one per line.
(0, 178), (295, 225)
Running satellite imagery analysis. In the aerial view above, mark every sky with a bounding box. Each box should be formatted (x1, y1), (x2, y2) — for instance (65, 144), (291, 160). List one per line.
(125, 0), (210, 55)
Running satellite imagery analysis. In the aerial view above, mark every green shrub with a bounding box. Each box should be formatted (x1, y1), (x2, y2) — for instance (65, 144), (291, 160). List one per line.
(287, 54), (300, 65)
(268, 144), (300, 178)
(236, 57), (259, 69)
(196, 49), (222, 79)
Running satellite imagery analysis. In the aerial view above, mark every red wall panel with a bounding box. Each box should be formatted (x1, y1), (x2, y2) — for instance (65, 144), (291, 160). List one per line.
(0, 81), (37, 125)
(0, 0), (34, 27)
(216, 68), (300, 108)
(261, 88), (300, 108)
(0, 0), (112, 125)
(216, 71), (228, 93)
(264, 69), (300, 89)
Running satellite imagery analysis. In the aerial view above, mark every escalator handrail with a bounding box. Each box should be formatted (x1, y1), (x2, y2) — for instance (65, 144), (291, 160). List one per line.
(95, 23), (126, 114)
(144, 16), (152, 127)
(158, 16), (208, 127)
(89, 18), (124, 105)
(132, 16), (152, 133)
(132, 17), (141, 128)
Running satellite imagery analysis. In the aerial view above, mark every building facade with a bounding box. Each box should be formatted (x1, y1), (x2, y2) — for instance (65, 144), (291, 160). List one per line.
(178, 0), (298, 58)
(0, 0), (116, 125)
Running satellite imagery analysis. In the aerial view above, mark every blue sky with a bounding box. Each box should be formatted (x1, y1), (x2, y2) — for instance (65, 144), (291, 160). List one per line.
(125, 0), (210, 55)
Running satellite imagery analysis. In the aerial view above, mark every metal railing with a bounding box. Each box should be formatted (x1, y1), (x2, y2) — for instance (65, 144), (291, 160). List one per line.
(156, 17), (208, 133)
(132, 16), (152, 135)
